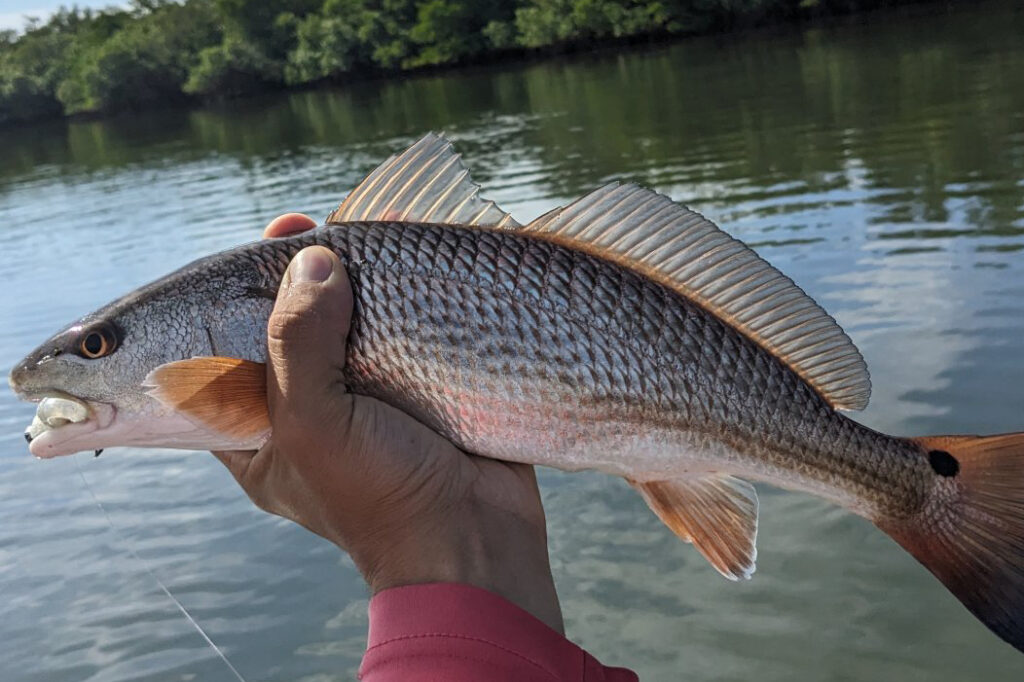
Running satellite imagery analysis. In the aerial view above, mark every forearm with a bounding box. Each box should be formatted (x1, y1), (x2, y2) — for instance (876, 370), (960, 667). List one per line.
(358, 583), (638, 682)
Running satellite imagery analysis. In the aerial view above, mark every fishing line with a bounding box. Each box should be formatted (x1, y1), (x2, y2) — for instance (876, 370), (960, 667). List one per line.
(73, 454), (248, 682)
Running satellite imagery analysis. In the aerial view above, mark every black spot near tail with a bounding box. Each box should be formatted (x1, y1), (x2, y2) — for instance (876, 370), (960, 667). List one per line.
(881, 433), (1024, 654)
(929, 449), (959, 477)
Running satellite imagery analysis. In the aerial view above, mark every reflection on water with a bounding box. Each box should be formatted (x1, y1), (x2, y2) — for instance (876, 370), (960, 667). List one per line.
(2, 1), (1024, 680)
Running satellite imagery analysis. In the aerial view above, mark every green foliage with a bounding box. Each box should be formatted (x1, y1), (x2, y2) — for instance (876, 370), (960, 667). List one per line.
(515, 1), (574, 47)
(482, 20), (516, 50)
(185, 38), (280, 95)
(515, 1), (687, 48)
(286, 12), (359, 84)
(0, 0), (910, 124)
(406, 0), (502, 67)
(59, 22), (182, 113)
(65, 2), (219, 113)
(0, 72), (64, 124)
(214, 0), (319, 60)
(0, 8), (102, 123)
(0, 34), (65, 124)
(361, 0), (419, 69)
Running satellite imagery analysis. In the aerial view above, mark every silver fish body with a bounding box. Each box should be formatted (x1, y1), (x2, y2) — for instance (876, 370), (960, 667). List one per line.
(194, 221), (930, 521)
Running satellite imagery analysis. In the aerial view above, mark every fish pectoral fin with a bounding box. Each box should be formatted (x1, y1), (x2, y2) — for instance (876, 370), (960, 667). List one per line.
(326, 133), (520, 229)
(144, 356), (270, 441)
(629, 474), (759, 581)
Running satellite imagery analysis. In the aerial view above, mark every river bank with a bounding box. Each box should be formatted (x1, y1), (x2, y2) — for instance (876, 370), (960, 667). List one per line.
(1, 0), (954, 129)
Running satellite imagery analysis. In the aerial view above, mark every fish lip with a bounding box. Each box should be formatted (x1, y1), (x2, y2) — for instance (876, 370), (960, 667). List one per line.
(25, 398), (117, 459)
(29, 419), (101, 458)
(12, 387), (81, 404)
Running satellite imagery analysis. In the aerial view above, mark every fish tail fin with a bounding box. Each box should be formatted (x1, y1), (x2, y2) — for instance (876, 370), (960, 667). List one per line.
(878, 433), (1024, 653)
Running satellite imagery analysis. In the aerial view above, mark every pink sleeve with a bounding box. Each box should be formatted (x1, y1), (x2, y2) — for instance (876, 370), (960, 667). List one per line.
(358, 583), (639, 681)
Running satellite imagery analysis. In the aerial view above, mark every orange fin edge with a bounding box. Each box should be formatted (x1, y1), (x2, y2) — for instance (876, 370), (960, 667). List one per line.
(629, 474), (759, 581)
(878, 433), (1024, 653)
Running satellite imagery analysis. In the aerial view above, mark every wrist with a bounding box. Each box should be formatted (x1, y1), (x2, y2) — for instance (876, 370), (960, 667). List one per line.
(354, 493), (564, 632)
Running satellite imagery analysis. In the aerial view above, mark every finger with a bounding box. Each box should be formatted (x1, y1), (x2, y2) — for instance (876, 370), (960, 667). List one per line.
(266, 246), (353, 431)
(211, 449), (256, 485)
(264, 213), (317, 239)
(212, 447), (283, 516)
(515, 462), (541, 493)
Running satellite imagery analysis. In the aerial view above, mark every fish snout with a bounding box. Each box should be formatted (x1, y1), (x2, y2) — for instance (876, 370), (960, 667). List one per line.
(9, 325), (86, 395)
(9, 352), (49, 397)
(8, 344), (68, 400)
(10, 326), (87, 399)
(8, 356), (36, 397)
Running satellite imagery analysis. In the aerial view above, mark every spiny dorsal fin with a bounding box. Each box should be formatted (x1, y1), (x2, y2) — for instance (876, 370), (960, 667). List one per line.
(630, 474), (759, 581)
(523, 183), (870, 411)
(326, 133), (520, 229)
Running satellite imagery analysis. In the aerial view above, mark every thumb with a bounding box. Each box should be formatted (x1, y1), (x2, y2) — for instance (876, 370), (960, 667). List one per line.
(266, 246), (353, 429)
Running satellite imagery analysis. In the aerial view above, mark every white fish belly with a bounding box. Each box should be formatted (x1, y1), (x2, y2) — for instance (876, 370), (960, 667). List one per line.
(433, 382), (731, 481)
(431, 382), (877, 515)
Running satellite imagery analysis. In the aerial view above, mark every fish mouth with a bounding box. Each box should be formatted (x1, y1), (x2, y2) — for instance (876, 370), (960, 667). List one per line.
(22, 393), (117, 459)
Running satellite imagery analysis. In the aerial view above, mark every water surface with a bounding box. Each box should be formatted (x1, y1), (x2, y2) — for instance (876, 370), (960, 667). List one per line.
(2, 2), (1024, 680)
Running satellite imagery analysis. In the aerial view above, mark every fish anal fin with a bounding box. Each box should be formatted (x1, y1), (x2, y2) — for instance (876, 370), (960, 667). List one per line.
(144, 357), (269, 441)
(522, 183), (870, 411)
(326, 133), (520, 229)
(630, 474), (759, 581)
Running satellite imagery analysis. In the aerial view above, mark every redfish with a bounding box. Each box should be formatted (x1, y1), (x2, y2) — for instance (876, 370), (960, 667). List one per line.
(10, 134), (1024, 653)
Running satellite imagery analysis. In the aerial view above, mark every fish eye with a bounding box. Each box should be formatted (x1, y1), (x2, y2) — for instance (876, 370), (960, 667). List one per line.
(78, 325), (118, 359)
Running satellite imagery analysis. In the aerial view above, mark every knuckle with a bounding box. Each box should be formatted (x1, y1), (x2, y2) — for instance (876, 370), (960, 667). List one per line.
(267, 306), (316, 345)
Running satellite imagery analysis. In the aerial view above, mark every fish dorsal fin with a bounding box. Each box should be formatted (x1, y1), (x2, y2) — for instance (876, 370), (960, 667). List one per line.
(630, 475), (759, 580)
(326, 133), (520, 229)
(522, 183), (870, 411)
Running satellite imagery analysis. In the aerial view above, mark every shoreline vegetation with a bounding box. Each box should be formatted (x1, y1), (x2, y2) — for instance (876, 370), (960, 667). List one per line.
(1, 1), (931, 128)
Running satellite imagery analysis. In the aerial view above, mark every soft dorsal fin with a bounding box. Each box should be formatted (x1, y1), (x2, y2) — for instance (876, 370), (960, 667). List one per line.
(522, 183), (870, 411)
(326, 133), (520, 229)
(630, 475), (759, 580)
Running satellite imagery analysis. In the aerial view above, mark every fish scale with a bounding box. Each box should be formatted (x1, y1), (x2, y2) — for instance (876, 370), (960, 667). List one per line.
(211, 220), (929, 519)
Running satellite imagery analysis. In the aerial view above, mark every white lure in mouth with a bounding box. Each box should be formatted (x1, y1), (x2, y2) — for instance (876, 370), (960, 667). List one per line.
(25, 396), (115, 458)
(23, 392), (259, 457)
(28, 396), (90, 434)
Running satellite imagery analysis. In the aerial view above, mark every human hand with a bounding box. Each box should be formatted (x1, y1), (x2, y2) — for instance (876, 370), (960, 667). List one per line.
(212, 214), (564, 631)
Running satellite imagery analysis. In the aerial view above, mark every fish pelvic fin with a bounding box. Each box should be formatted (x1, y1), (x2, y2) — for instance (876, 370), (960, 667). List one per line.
(326, 132), (520, 229)
(144, 357), (270, 443)
(629, 474), (758, 581)
(521, 183), (870, 411)
(878, 433), (1024, 654)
